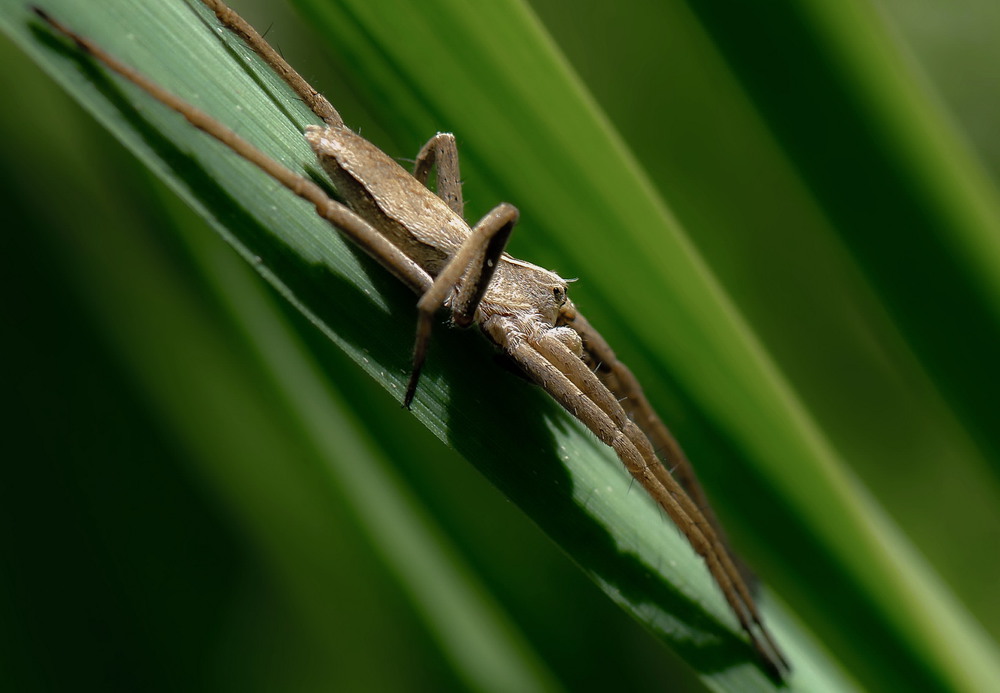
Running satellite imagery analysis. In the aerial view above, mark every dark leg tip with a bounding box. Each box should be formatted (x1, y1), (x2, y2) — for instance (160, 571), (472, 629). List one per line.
(402, 374), (419, 410)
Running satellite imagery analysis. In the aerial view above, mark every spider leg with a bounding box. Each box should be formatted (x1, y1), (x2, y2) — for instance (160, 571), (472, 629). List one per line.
(504, 323), (788, 678)
(33, 8), (433, 300)
(560, 306), (717, 523)
(413, 133), (464, 217)
(200, 0), (344, 128)
(404, 203), (519, 406)
(560, 305), (756, 585)
(532, 334), (751, 600)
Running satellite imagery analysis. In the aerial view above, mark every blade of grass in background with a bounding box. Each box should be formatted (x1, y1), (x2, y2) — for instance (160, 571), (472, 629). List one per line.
(866, 0), (1000, 640)
(872, 0), (1000, 183)
(522, 0), (1000, 687)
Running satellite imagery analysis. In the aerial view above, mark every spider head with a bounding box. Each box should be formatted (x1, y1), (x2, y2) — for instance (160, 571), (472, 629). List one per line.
(485, 257), (571, 326)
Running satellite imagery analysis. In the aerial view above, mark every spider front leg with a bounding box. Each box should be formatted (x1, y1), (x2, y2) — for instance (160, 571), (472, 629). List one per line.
(403, 203), (520, 406)
(485, 316), (789, 679)
(557, 302), (755, 584)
